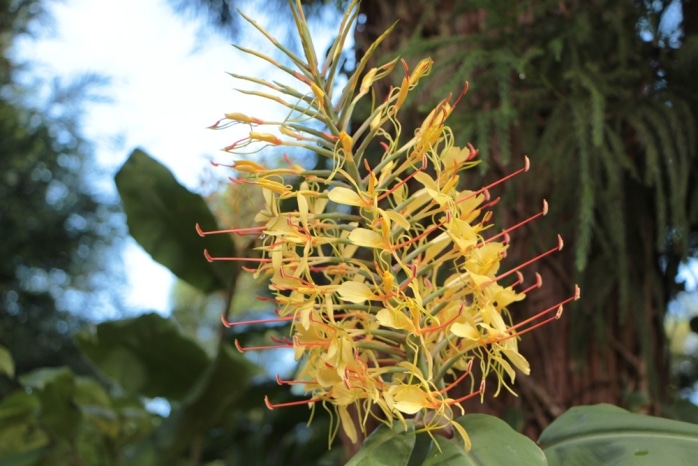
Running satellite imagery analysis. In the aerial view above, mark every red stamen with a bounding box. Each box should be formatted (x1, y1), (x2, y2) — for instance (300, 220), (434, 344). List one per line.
(265, 395), (321, 410)
(276, 374), (315, 386)
(450, 380), (485, 404)
(377, 154), (427, 202)
(221, 313), (294, 328)
(270, 336), (293, 345)
(452, 82), (469, 109)
(497, 285), (580, 341)
(519, 273), (543, 295)
(457, 156), (529, 204)
(440, 359), (474, 394)
(482, 235), (563, 286)
(224, 137), (248, 151)
(420, 302), (464, 335)
(392, 211), (449, 250)
(234, 339), (292, 352)
(196, 223), (265, 237)
(204, 249), (272, 263)
(485, 200), (548, 244)
(477, 196), (501, 212)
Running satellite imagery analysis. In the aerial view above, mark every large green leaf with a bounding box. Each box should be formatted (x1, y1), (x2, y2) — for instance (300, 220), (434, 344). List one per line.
(115, 148), (236, 293)
(422, 414), (547, 466)
(77, 313), (211, 401)
(18, 367), (81, 443)
(0, 391), (47, 463)
(0, 346), (13, 378)
(346, 422), (416, 466)
(126, 343), (258, 465)
(539, 404), (698, 466)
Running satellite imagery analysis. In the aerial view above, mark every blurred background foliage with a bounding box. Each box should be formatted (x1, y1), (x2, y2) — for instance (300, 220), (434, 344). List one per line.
(2, 0), (698, 464)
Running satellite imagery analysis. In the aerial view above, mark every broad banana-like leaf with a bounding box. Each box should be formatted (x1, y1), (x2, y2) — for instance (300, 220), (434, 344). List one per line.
(539, 404), (698, 466)
(115, 148), (236, 293)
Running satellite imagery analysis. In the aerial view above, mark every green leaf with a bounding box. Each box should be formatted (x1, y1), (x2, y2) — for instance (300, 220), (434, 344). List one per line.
(0, 346), (14, 378)
(76, 313), (211, 401)
(346, 422), (416, 466)
(115, 148), (236, 293)
(539, 404), (698, 466)
(423, 414), (547, 466)
(663, 398), (698, 424)
(0, 392), (47, 461)
(74, 377), (120, 438)
(127, 343), (258, 465)
(0, 448), (46, 466)
(0, 392), (40, 422)
(17, 367), (81, 444)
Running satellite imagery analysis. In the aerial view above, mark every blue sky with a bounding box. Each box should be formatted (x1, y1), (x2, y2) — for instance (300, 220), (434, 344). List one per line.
(14, 0), (275, 315)
(14, 0), (342, 317)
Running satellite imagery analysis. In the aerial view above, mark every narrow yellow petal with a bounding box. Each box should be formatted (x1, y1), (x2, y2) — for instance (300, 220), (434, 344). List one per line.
(338, 405), (358, 444)
(502, 348), (531, 376)
(297, 193), (309, 227)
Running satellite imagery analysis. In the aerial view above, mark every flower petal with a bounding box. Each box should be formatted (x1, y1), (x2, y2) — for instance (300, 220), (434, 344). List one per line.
(348, 228), (384, 248)
(338, 281), (374, 304)
(328, 187), (365, 206)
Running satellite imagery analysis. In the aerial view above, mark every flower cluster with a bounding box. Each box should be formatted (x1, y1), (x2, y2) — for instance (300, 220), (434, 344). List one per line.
(199, 0), (579, 449)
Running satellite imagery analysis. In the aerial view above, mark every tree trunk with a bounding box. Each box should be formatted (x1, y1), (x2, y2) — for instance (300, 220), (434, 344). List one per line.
(353, 0), (673, 440)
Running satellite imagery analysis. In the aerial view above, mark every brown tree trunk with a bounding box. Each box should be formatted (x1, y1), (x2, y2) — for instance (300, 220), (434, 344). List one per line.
(352, 0), (672, 441)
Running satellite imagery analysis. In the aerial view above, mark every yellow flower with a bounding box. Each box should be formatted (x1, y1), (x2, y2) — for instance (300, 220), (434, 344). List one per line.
(203, 0), (580, 450)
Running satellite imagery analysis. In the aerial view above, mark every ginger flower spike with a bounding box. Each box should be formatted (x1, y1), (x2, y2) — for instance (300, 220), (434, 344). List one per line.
(201, 0), (580, 450)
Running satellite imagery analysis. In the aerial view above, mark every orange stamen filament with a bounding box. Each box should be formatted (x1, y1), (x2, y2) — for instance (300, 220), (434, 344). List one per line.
(440, 359), (474, 394)
(485, 199), (548, 244)
(196, 222), (265, 237)
(221, 314), (294, 328)
(450, 380), (485, 405)
(265, 395), (321, 410)
(457, 156), (529, 205)
(482, 235), (563, 287)
(234, 339), (292, 352)
(204, 250), (272, 262)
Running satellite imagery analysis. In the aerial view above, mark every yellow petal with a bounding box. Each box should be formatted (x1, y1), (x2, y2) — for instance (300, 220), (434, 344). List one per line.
(381, 209), (410, 230)
(421, 233), (449, 262)
(450, 322), (480, 340)
(297, 193), (309, 227)
(414, 171), (438, 192)
(338, 405), (358, 444)
(392, 385), (428, 415)
(337, 281), (374, 304)
(249, 131), (282, 145)
(348, 228), (384, 248)
(224, 112), (262, 124)
(232, 160), (266, 173)
(376, 308), (412, 331)
(441, 145), (472, 168)
(328, 187), (365, 206)
(452, 419), (472, 451)
(502, 348), (530, 376)
(256, 178), (289, 194)
(469, 272), (492, 287)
